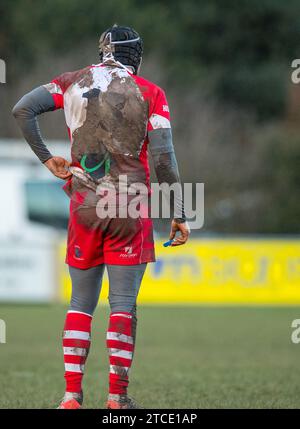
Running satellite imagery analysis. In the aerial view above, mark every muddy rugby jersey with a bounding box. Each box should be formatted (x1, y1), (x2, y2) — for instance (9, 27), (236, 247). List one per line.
(44, 62), (171, 197)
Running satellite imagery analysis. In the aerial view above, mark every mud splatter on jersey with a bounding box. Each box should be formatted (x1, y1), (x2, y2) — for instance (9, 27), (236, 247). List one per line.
(44, 62), (171, 206)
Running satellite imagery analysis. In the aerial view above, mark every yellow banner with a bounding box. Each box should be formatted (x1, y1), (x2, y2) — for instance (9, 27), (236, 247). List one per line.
(58, 239), (300, 305)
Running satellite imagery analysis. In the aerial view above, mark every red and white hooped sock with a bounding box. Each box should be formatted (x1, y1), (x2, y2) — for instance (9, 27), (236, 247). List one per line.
(106, 312), (136, 396)
(63, 310), (92, 394)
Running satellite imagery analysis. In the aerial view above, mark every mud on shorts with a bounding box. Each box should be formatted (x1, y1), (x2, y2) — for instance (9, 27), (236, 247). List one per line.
(66, 197), (155, 269)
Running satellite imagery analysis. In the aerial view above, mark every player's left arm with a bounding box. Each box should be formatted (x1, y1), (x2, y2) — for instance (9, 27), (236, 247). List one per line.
(12, 81), (71, 180)
(148, 88), (190, 246)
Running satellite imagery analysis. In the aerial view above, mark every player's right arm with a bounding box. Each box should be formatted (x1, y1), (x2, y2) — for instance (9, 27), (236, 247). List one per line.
(148, 87), (190, 246)
(12, 82), (71, 180)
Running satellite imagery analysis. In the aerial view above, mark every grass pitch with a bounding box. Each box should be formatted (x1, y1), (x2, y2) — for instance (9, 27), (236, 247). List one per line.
(0, 305), (300, 408)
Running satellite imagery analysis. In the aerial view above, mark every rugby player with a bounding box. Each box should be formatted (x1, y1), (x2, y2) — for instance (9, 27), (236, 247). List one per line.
(13, 25), (190, 409)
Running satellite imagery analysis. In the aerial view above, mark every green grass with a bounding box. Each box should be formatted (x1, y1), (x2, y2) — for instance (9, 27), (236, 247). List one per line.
(0, 305), (300, 408)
